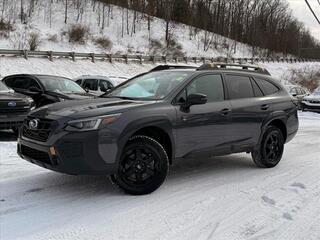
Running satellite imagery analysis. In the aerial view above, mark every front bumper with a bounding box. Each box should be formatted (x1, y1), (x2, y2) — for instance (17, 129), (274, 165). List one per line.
(18, 129), (119, 175)
(301, 101), (320, 113)
(0, 113), (28, 129)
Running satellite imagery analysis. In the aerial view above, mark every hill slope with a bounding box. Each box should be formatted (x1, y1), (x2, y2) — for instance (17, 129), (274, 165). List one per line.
(0, 0), (272, 58)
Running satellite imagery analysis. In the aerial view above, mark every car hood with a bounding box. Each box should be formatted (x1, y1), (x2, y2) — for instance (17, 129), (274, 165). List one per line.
(304, 93), (320, 101)
(0, 91), (30, 101)
(31, 97), (156, 119)
(47, 91), (95, 100)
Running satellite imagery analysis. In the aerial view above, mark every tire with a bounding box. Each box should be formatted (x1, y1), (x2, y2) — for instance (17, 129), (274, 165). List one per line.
(251, 126), (284, 168)
(110, 135), (169, 195)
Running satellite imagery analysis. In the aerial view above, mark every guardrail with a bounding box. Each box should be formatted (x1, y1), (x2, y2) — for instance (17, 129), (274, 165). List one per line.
(0, 49), (318, 64)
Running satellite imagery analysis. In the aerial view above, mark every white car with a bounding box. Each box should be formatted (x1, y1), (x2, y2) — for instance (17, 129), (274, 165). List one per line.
(73, 75), (127, 96)
(302, 87), (320, 113)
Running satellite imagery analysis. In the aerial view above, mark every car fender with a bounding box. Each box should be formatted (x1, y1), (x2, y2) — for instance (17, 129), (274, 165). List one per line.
(116, 115), (175, 164)
(257, 110), (287, 146)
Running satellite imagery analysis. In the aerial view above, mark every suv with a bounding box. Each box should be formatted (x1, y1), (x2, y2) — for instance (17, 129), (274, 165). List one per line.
(0, 81), (35, 134)
(17, 63), (299, 195)
(2, 74), (94, 107)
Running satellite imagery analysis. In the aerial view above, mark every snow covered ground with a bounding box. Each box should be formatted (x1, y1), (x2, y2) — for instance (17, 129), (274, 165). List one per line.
(0, 111), (319, 240)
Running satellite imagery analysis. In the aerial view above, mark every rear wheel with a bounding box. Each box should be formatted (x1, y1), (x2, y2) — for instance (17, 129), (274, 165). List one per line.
(110, 135), (169, 195)
(252, 126), (284, 168)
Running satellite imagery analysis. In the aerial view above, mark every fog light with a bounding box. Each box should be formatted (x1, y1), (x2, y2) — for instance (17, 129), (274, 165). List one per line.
(50, 146), (56, 156)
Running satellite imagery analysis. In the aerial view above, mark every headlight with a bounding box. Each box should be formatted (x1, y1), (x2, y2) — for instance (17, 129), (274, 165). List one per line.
(65, 114), (121, 132)
(25, 98), (36, 110)
(59, 98), (67, 102)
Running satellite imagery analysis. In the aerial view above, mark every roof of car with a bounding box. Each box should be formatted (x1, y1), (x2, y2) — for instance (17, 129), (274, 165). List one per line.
(151, 63), (272, 77)
(161, 68), (273, 78)
(3, 74), (71, 80)
(74, 75), (111, 79)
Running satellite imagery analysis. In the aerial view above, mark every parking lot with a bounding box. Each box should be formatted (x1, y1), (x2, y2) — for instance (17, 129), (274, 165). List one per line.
(0, 111), (319, 240)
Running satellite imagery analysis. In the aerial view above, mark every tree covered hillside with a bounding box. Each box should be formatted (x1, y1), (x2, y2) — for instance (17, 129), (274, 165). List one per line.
(0, 0), (318, 58)
(101, 0), (319, 56)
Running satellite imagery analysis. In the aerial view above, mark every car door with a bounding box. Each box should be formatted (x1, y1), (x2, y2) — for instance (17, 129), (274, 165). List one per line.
(225, 74), (273, 149)
(174, 74), (233, 158)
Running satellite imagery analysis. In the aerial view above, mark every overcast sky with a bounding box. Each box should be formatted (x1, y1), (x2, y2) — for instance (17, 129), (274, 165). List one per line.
(287, 0), (320, 41)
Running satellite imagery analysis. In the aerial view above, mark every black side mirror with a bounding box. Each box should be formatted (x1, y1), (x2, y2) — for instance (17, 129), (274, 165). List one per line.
(29, 87), (42, 94)
(292, 93), (297, 97)
(186, 93), (208, 107)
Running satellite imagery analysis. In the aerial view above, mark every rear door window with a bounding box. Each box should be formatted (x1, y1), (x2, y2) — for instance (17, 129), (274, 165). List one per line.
(226, 75), (254, 99)
(83, 79), (98, 91)
(255, 78), (279, 95)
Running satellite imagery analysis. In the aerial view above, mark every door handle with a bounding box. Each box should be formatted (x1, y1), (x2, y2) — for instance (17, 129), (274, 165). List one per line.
(261, 104), (270, 110)
(181, 115), (188, 121)
(220, 108), (231, 115)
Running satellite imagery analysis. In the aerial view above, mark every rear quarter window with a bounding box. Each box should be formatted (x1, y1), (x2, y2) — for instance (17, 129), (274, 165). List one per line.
(255, 78), (279, 95)
(226, 75), (255, 99)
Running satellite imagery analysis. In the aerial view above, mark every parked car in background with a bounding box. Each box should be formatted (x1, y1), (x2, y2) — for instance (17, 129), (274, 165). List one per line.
(285, 85), (309, 109)
(74, 75), (127, 96)
(0, 81), (35, 134)
(2, 74), (94, 107)
(18, 63), (298, 195)
(302, 87), (320, 113)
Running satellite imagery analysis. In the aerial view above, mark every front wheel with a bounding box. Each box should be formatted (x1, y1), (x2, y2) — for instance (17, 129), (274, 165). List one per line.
(252, 126), (284, 168)
(110, 135), (169, 195)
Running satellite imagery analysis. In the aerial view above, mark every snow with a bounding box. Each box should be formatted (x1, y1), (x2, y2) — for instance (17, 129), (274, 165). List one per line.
(0, 112), (320, 240)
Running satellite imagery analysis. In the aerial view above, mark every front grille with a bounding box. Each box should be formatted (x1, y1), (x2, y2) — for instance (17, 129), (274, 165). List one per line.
(0, 121), (22, 129)
(0, 100), (30, 114)
(22, 117), (57, 142)
(309, 100), (320, 104)
(0, 108), (29, 113)
(21, 145), (51, 165)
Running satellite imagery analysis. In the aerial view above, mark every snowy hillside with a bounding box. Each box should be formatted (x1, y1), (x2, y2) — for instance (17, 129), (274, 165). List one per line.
(1, 0), (266, 58)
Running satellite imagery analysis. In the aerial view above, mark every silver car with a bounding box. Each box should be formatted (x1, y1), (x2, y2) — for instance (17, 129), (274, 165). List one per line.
(285, 85), (309, 109)
(302, 87), (320, 113)
(74, 75), (127, 96)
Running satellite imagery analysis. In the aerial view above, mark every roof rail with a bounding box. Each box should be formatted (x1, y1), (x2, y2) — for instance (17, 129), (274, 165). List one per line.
(197, 63), (271, 76)
(150, 65), (197, 72)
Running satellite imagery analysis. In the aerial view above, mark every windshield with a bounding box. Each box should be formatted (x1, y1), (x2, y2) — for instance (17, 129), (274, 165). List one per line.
(107, 71), (192, 100)
(0, 81), (11, 92)
(39, 76), (86, 94)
